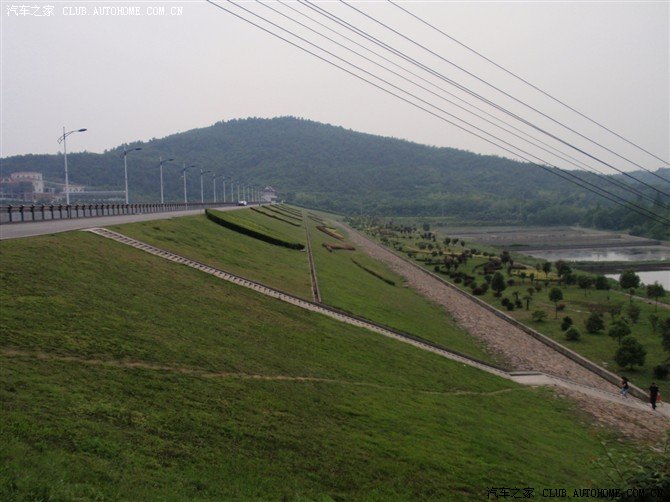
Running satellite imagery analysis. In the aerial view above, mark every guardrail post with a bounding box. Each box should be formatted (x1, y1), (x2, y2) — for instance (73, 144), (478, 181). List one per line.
(7, 205), (13, 222)
(19, 205), (25, 222)
(49, 204), (54, 220)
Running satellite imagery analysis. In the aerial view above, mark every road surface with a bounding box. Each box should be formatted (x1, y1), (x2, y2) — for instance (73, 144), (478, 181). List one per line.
(0, 205), (243, 240)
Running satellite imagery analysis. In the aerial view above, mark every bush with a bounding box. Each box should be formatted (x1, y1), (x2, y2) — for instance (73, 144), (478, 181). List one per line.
(515, 300), (522, 308)
(205, 210), (304, 250)
(614, 336), (646, 369)
(565, 327), (581, 341)
(653, 365), (669, 380)
(585, 312), (605, 334)
(556, 303), (566, 312)
(534, 285), (542, 293)
(532, 310), (547, 322)
(472, 287), (485, 296)
(454, 277), (462, 284)
(501, 298), (510, 307)
(507, 279), (516, 286)
(506, 303), (515, 311)
(561, 316), (573, 331)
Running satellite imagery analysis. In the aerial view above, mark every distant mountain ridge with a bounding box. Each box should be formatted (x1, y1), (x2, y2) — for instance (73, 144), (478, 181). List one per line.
(2, 117), (668, 237)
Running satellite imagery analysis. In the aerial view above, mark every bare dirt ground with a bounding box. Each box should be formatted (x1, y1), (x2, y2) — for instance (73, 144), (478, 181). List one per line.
(343, 225), (669, 440)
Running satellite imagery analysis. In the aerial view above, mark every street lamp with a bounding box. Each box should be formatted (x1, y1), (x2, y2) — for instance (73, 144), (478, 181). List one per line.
(182, 163), (196, 207)
(57, 127), (87, 205)
(159, 157), (174, 204)
(122, 145), (142, 204)
(221, 175), (228, 203)
(212, 173), (218, 203)
(200, 169), (212, 203)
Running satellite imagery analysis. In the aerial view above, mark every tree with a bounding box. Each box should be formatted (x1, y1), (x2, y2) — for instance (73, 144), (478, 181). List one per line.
(646, 282), (666, 311)
(585, 312), (605, 334)
(491, 272), (506, 297)
(661, 318), (670, 355)
(626, 303), (641, 324)
(422, 223), (430, 231)
(614, 336), (646, 369)
(561, 316), (573, 331)
(542, 262), (551, 278)
(608, 302), (623, 321)
(523, 294), (532, 310)
(549, 287), (563, 318)
(619, 269), (640, 303)
(594, 275), (610, 291)
(649, 313), (660, 334)
(532, 310), (547, 322)
(608, 319), (631, 346)
(577, 275), (593, 296)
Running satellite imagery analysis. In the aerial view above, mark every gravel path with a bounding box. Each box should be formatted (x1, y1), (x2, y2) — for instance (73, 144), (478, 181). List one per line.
(344, 226), (618, 393)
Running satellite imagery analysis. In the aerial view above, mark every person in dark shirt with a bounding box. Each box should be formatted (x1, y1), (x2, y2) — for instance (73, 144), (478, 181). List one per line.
(649, 383), (660, 410)
(620, 376), (630, 398)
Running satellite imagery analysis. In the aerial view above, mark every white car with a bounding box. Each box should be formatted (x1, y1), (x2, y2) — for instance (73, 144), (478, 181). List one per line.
(237, 200), (248, 206)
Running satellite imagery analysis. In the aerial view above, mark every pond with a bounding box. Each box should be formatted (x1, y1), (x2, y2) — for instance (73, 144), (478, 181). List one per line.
(605, 270), (670, 290)
(524, 246), (670, 263)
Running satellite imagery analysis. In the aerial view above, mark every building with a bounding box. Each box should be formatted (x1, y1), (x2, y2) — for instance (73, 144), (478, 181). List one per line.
(261, 186), (278, 203)
(0, 172), (45, 193)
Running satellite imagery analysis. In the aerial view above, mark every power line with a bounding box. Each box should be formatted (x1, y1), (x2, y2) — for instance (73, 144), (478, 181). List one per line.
(204, 0), (670, 226)
(387, 0), (670, 169)
(337, 0), (670, 188)
(269, 0), (665, 209)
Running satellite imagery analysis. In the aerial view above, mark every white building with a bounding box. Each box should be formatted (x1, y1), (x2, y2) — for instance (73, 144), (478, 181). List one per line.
(262, 186), (278, 203)
(4, 172), (45, 193)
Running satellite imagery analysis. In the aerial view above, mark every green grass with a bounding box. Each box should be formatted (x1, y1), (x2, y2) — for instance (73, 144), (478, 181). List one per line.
(1, 231), (616, 498)
(363, 224), (670, 397)
(306, 217), (498, 363)
(109, 213), (313, 299)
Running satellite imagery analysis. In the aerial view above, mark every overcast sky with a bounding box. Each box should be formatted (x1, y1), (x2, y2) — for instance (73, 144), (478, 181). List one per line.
(1, 1), (668, 174)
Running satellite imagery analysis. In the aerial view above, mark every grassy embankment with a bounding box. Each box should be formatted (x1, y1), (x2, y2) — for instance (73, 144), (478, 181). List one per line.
(1, 231), (616, 499)
(115, 207), (495, 363)
(360, 223), (670, 397)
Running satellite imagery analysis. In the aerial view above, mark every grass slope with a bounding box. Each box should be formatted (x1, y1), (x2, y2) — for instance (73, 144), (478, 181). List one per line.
(306, 216), (496, 363)
(0, 231), (614, 499)
(109, 212), (312, 299)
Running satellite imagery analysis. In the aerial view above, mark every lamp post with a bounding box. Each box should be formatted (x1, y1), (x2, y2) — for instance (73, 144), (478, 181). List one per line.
(230, 178), (234, 203)
(237, 182), (241, 202)
(159, 157), (174, 204)
(199, 169), (212, 203)
(212, 173), (218, 203)
(182, 163), (196, 207)
(57, 127), (87, 205)
(221, 176), (227, 203)
(122, 145), (142, 204)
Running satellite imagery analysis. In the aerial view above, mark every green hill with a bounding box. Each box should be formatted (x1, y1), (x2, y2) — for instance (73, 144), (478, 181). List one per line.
(2, 117), (668, 237)
(0, 211), (629, 499)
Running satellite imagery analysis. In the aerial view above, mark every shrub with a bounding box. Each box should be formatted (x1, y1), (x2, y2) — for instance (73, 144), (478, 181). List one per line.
(506, 303), (515, 311)
(472, 287), (485, 296)
(556, 303), (566, 312)
(515, 300), (522, 308)
(561, 316), (573, 331)
(653, 365), (669, 380)
(501, 298), (510, 307)
(614, 336), (646, 369)
(532, 310), (547, 322)
(205, 210), (304, 250)
(585, 312), (605, 334)
(626, 303), (641, 324)
(565, 327), (581, 341)
(454, 277), (462, 284)
(507, 279), (516, 286)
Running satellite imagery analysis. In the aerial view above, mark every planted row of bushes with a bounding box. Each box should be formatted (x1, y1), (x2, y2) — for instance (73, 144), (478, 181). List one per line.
(205, 209), (305, 250)
(250, 207), (302, 227)
(316, 225), (345, 240)
(351, 257), (396, 286)
(322, 242), (356, 252)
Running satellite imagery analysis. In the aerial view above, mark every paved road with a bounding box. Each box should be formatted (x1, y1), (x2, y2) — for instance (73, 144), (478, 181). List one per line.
(0, 205), (243, 240)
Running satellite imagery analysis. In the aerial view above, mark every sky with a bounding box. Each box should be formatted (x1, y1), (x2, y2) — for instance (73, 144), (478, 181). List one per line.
(1, 0), (668, 175)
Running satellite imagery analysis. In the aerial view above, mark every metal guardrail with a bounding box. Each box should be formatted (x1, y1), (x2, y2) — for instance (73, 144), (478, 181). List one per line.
(0, 202), (257, 224)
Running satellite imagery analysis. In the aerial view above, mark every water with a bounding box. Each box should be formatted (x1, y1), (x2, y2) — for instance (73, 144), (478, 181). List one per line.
(525, 247), (670, 263)
(524, 246), (670, 289)
(606, 270), (670, 290)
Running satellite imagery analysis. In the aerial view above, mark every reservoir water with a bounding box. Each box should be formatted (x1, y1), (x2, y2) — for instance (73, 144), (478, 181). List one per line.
(523, 246), (670, 289)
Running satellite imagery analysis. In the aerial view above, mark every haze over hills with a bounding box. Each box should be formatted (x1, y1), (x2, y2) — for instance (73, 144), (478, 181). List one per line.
(2, 117), (668, 238)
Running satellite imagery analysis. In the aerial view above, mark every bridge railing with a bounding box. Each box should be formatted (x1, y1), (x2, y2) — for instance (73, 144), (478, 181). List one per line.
(0, 202), (253, 224)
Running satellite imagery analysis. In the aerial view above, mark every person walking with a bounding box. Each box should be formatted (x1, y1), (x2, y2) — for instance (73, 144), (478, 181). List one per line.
(649, 383), (660, 410)
(620, 376), (630, 398)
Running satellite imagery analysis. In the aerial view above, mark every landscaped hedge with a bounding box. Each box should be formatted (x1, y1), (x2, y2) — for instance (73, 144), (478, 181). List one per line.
(322, 242), (356, 252)
(351, 257), (395, 286)
(250, 207), (302, 227)
(205, 209), (305, 250)
(316, 225), (345, 240)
